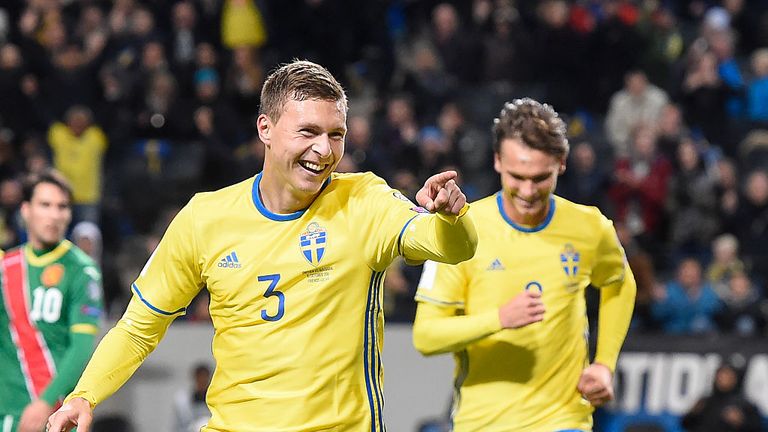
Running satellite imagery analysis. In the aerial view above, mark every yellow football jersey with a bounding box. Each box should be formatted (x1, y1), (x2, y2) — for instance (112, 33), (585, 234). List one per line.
(415, 193), (633, 432)
(67, 171), (476, 432)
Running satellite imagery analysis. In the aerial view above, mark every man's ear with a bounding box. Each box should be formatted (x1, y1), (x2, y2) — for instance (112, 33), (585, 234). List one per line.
(256, 114), (272, 148)
(559, 158), (567, 175)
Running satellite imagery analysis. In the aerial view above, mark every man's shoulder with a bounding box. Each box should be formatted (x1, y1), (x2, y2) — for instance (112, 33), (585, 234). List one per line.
(325, 171), (390, 200)
(187, 177), (255, 212)
(60, 243), (100, 272)
(554, 195), (607, 222)
(330, 171), (384, 189)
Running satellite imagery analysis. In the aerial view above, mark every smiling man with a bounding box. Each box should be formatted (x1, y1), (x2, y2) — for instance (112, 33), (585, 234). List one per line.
(413, 98), (636, 432)
(0, 171), (103, 432)
(47, 60), (477, 432)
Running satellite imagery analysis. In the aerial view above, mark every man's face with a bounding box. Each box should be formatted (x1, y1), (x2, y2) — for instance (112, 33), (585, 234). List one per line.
(495, 137), (564, 225)
(677, 259), (702, 290)
(21, 183), (71, 249)
(258, 98), (346, 203)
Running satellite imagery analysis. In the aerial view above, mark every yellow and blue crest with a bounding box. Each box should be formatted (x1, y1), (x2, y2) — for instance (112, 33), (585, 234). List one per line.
(560, 243), (580, 277)
(300, 222), (327, 266)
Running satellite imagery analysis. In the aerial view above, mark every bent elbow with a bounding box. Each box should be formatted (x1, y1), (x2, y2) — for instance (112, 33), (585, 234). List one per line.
(412, 326), (435, 356)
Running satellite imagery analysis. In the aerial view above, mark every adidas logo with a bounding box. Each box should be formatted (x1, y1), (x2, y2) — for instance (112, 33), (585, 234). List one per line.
(217, 251), (242, 269)
(486, 258), (505, 271)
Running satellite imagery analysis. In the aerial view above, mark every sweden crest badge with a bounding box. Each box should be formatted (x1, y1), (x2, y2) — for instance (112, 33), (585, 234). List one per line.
(300, 222), (327, 266)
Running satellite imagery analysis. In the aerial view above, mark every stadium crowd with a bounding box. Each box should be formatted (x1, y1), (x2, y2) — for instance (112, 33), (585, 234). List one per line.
(1, 0), (768, 336)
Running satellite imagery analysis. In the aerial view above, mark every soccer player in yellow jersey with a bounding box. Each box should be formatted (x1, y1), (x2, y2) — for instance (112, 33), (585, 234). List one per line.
(413, 98), (636, 432)
(47, 60), (478, 432)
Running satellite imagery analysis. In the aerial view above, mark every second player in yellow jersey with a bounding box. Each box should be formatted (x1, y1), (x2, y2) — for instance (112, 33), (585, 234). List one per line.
(414, 98), (636, 432)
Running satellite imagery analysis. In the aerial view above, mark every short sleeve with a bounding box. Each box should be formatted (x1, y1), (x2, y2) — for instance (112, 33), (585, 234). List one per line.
(131, 199), (204, 316)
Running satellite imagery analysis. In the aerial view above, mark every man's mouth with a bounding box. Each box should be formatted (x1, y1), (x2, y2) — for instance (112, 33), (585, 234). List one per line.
(299, 161), (329, 174)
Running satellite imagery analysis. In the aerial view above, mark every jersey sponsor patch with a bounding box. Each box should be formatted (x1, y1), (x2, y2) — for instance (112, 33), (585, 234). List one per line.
(80, 305), (102, 318)
(41, 264), (64, 287)
(392, 191), (415, 205)
(300, 222), (327, 266)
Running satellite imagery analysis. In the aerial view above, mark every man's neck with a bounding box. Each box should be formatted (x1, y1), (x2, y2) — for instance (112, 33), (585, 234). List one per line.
(258, 173), (314, 215)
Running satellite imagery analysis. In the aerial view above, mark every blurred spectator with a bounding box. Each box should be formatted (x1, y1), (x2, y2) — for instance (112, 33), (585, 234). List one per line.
(168, 1), (202, 69)
(71, 220), (102, 264)
(374, 94), (421, 174)
(0, 177), (23, 249)
(398, 41), (456, 123)
(557, 141), (609, 208)
(682, 359), (763, 432)
(223, 46), (263, 122)
(608, 125), (672, 253)
(427, 3), (481, 85)
(345, 114), (391, 176)
(416, 126), (452, 182)
(437, 101), (493, 200)
(480, 5), (531, 84)
(666, 137), (719, 258)
(530, 0), (586, 113)
(651, 257), (722, 334)
(655, 103), (689, 163)
(715, 158), (741, 223)
(746, 48), (768, 123)
(605, 70), (669, 157)
(727, 170), (768, 285)
(589, 1), (647, 113)
(47, 105), (108, 223)
(173, 363), (212, 432)
(707, 29), (746, 118)
(707, 234), (746, 297)
(716, 271), (766, 337)
(220, 0), (267, 50)
(134, 71), (191, 140)
(681, 51), (731, 148)
(639, 6), (684, 87)
(615, 221), (660, 332)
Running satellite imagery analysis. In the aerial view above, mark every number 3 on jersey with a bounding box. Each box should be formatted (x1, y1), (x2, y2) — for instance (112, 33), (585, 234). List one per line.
(258, 274), (284, 321)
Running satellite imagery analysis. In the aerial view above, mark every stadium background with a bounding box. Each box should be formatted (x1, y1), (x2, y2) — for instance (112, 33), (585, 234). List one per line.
(1, 0), (768, 431)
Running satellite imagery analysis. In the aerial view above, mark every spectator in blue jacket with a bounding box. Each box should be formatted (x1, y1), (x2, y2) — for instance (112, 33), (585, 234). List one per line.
(651, 257), (723, 334)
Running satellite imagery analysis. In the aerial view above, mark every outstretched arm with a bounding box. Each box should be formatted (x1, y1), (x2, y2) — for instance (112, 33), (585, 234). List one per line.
(47, 297), (178, 432)
(401, 171), (477, 265)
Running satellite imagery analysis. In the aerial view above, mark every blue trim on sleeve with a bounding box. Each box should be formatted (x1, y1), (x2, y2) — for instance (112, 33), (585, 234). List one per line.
(250, 172), (331, 221)
(131, 284), (186, 316)
(495, 193), (555, 233)
(397, 214), (420, 256)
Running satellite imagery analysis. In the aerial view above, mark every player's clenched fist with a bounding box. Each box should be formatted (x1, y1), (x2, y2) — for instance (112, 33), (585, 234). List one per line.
(498, 290), (545, 329)
(577, 363), (614, 407)
(46, 397), (93, 432)
(416, 170), (467, 216)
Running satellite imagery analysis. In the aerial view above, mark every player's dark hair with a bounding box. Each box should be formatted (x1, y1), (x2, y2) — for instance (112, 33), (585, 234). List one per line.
(22, 169), (73, 204)
(259, 60), (347, 123)
(492, 98), (569, 159)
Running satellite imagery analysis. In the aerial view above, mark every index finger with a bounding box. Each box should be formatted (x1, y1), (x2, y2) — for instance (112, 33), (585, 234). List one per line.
(425, 170), (458, 188)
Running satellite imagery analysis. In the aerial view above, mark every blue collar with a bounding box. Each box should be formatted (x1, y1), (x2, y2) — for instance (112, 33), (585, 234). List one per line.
(496, 193), (555, 233)
(251, 172), (331, 221)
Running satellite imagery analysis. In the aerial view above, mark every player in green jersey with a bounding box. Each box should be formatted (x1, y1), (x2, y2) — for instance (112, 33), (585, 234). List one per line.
(0, 171), (103, 432)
